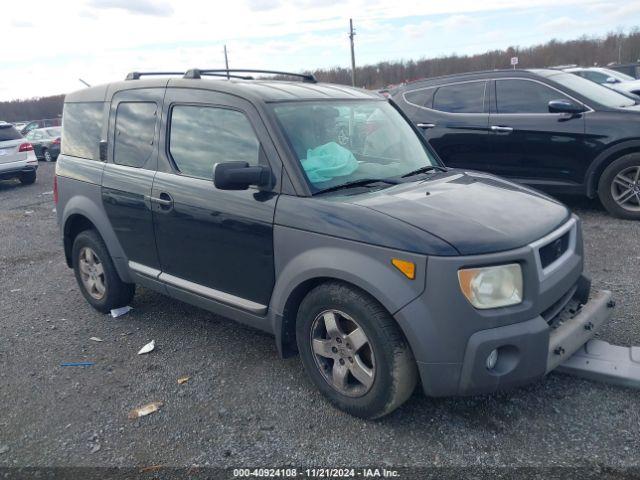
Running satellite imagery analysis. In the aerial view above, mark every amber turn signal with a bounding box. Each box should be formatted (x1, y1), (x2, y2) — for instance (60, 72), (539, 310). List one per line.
(391, 258), (416, 280)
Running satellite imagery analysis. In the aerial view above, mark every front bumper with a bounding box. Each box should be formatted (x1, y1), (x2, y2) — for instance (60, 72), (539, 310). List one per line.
(394, 215), (615, 397)
(454, 288), (613, 395)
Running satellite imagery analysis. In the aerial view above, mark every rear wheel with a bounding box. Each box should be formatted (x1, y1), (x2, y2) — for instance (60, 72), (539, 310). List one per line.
(43, 149), (52, 162)
(72, 230), (135, 313)
(296, 282), (417, 419)
(19, 171), (36, 184)
(598, 153), (640, 220)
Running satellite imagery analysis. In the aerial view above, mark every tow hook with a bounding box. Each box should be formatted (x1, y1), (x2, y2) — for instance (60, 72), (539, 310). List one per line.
(554, 346), (565, 356)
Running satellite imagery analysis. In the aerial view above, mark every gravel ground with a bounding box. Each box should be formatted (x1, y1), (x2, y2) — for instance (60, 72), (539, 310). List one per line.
(0, 162), (639, 471)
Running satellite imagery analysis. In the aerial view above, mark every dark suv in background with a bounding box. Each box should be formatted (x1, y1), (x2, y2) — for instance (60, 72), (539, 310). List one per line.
(392, 69), (640, 219)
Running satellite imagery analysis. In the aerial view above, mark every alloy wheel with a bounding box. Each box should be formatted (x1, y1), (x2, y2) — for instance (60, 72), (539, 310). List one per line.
(78, 247), (107, 300)
(310, 309), (375, 397)
(611, 165), (640, 212)
(44, 150), (52, 162)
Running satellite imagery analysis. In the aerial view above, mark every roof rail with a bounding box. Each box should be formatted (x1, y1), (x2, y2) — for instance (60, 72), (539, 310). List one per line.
(125, 71), (185, 80)
(183, 69), (317, 83)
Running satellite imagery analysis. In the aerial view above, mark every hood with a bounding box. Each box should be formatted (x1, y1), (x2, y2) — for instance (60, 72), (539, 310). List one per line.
(348, 170), (571, 255)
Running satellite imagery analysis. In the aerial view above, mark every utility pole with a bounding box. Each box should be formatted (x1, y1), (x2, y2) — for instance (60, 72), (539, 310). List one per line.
(349, 18), (356, 87)
(224, 44), (230, 79)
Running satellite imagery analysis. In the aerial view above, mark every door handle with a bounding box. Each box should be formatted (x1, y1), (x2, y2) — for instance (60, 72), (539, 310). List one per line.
(417, 123), (436, 129)
(490, 125), (514, 133)
(149, 192), (173, 210)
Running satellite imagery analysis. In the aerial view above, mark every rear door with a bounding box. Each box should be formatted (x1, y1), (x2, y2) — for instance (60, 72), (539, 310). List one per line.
(151, 88), (280, 312)
(101, 88), (164, 272)
(488, 78), (588, 186)
(405, 80), (491, 170)
(0, 124), (26, 165)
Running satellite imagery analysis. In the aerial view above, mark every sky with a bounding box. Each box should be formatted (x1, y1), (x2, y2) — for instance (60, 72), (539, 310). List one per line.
(1, 0), (640, 101)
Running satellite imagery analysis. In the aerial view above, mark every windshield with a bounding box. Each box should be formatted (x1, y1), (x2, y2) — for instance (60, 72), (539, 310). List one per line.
(272, 100), (438, 192)
(550, 72), (635, 108)
(600, 68), (635, 82)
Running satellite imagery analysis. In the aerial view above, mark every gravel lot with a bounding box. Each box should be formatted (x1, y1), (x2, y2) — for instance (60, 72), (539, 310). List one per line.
(1, 162), (639, 471)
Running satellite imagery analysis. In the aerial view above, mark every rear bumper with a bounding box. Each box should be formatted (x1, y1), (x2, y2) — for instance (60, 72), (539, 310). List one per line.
(0, 159), (38, 179)
(415, 288), (614, 396)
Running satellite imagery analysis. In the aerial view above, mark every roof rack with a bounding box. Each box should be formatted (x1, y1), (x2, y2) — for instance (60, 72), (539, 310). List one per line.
(183, 69), (317, 83)
(125, 71), (185, 80)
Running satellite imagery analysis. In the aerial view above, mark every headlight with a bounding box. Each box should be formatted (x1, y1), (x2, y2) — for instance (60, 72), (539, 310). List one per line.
(458, 264), (523, 309)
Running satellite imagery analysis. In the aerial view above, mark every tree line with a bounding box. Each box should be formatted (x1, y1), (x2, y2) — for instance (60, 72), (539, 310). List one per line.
(0, 95), (64, 123)
(312, 29), (640, 88)
(1, 29), (639, 122)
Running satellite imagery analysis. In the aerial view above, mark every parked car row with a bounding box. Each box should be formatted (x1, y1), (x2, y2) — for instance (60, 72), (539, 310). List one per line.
(390, 68), (640, 219)
(564, 66), (640, 98)
(0, 121), (38, 185)
(0, 121), (63, 186)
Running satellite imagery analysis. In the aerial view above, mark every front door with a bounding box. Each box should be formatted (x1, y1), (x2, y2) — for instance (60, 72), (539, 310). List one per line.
(151, 88), (280, 314)
(101, 88), (164, 271)
(488, 78), (588, 188)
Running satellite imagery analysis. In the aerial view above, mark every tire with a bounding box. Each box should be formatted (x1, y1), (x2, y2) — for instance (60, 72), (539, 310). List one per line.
(598, 153), (640, 220)
(43, 149), (52, 162)
(72, 230), (135, 313)
(19, 171), (36, 184)
(296, 282), (417, 419)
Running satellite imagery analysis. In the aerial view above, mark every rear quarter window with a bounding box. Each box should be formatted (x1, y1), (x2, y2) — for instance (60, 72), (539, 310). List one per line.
(402, 88), (436, 109)
(0, 125), (22, 141)
(62, 102), (104, 160)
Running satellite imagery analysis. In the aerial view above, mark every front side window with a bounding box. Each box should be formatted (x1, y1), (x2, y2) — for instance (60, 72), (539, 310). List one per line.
(496, 79), (571, 114)
(169, 105), (260, 180)
(433, 81), (485, 113)
(113, 102), (157, 168)
(272, 100), (438, 192)
(62, 102), (104, 160)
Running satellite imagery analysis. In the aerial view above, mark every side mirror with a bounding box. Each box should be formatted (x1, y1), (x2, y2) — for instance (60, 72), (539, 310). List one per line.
(605, 77), (618, 84)
(213, 161), (271, 190)
(548, 100), (585, 115)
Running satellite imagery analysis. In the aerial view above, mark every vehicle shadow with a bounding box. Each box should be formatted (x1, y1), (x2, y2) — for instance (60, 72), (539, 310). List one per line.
(554, 194), (606, 214)
(0, 178), (24, 192)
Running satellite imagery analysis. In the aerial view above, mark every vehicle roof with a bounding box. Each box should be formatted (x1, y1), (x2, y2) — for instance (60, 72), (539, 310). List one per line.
(396, 68), (570, 89)
(65, 77), (381, 104)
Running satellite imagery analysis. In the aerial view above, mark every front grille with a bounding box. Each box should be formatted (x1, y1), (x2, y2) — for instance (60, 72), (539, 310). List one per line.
(539, 231), (570, 269)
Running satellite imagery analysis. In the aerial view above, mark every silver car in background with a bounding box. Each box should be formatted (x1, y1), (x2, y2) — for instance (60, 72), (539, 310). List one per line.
(0, 121), (38, 185)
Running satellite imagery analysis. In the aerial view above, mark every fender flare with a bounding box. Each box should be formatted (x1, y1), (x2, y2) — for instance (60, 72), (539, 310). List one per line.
(585, 140), (640, 197)
(268, 244), (427, 354)
(61, 194), (133, 283)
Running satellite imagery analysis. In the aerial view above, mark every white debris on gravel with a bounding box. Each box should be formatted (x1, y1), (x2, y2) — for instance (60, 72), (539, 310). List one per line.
(110, 306), (132, 318)
(137, 340), (155, 355)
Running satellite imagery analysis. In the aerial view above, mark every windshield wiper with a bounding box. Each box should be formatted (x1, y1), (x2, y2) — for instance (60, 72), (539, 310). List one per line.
(315, 178), (400, 195)
(400, 165), (448, 178)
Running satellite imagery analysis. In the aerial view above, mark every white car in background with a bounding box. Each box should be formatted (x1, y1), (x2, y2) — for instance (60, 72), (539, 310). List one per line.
(0, 121), (38, 185)
(564, 67), (640, 97)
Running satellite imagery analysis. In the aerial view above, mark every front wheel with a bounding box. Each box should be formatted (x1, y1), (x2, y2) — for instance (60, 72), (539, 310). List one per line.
(72, 230), (135, 313)
(598, 153), (640, 220)
(296, 282), (417, 419)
